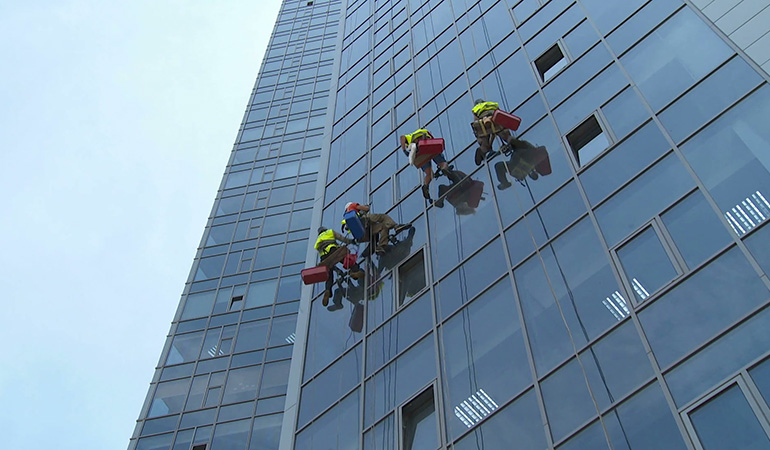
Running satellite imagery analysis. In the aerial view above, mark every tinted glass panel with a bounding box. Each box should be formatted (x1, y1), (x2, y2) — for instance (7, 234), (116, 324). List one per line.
(639, 247), (769, 368)
(620, 8), (732, 111)
(453, 390), (547, 450)
(595, 153), (695, 247)
(661, 190), (732, 269)
(745, 223), (770, 275)
(441, 279), (531, 440)
(667, 306), (770, 407)
(680, 86), (770, 237)
(609, 383), (688, 450)
(616, 227), (678, 302)
(690, 385), (770, 450)
(542, 357), (599, 442)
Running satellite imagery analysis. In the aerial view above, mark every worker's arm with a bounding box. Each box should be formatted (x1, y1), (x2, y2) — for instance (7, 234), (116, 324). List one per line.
(399, 135), (408, 152)
(356, 204), (370, 213)
(333, 231), (352, 244)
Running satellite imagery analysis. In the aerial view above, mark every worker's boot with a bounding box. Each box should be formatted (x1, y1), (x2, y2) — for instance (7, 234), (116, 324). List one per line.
(322, 290), (331, 306)
(494, 162), (512, 190)
(421, 184), (431, 200)
(350, 270), (366, 279)
(474, 147), (485, 166)
(394, 224), (411, 234)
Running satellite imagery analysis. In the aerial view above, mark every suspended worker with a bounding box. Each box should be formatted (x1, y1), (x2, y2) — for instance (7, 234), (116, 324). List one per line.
(314, 226), (364, 306)
(399, 128), (452, 201)
(344, 202), (411, 254)
(472, 99), (538, 166)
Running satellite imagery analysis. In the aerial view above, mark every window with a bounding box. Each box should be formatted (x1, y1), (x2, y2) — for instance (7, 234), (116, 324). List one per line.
(615, 225), (680, 303)
(401, 386), (439, 450)
(684, 378), (770, 449)
(567, 114), (609, 166)
(229, 295), (244, 311)
(397, 249), (426, 307)
(192, 444), (208, 450)
(535, 43), (568, 82)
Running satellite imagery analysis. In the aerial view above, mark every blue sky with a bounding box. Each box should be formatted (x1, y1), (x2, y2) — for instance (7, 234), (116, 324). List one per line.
(0, 1), (281, 448)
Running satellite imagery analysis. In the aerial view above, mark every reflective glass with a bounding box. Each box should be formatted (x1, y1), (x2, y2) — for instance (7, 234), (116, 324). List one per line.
(234, 320), (269, 353)
(609, 382), (688, 450)
(436, 239), (507, 321)
(366, 294), (431, 376)
(595, 153), (695, 247)
(147, 378), (190, 417)
(580, 0), (645, 36)
(746, 223), (770, 276)
(453, 389), (546, 450)
(659, 56), (761, 143)
(211, 418), (250, 449)
(363, 413), (395, 450)
(680, 86), (770, 237)
(249, 414), (282, 450)
(690, 385), (770, 450)
(441, 278), (531, 439)
(259, 359), (291, 398)
(181, 291), (216, 320)
(617, 227), (678, 303)
(296, 390), (360, 450)
(504, 215), (543, 267)
(136, 433), (173, 450)
(166, 332), (204, 365)
(662, 190), (733, 269)
(401, 388), (438, 450)
(667, 306), (770, 407)
(555, 419), (608, 450)
(620, 8), (732, 111)
(299, 344), (362, 428)
(542, 357), (600, 442)
(364, 335), (436, 428)
(223, 365), (260, 405)
(534, 181), (586, 238)
(303, 292), (363, 381)
(579, 121), (669, 205)
(639, 247), (769, 368)
(587, 321), (653, 402)
(601, 87), (648, 141)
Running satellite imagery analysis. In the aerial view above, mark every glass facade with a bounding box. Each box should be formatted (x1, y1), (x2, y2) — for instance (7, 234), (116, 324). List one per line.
(129, 0), (770, 449)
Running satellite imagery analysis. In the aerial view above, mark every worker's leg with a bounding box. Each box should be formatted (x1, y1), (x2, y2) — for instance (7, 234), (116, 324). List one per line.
(475, 134), (493, 165)
(500, 129), (536, 151)
(421, 165), (434, 199)
(494, 161), (512, 190)
(320, 253), (334, 306)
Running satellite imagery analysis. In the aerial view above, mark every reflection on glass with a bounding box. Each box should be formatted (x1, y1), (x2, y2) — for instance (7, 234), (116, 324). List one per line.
(453, 388), (499, 428)
(724, 190), (770, 237)
(690, 385), (770, 450)
(610, 383), (688, 450)
(402, 387), (439, 450)
(617, 227), (678, 302)
(602, 290), (630, 320)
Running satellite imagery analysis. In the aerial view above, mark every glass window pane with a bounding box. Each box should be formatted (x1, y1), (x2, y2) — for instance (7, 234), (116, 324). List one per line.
(259, 360), (291, 398)
(441, 279), (531, 440)
(601, 87), (649, 141)
(587, 321), (654, 402)
(363, 413), (395, 450)
(639, 247), (769, 368)
(149, 378), (190, 417)
(367, 294), (431, 377)
(750, 357), (770, 407)
(402, 387), (438, 450)
(211, 418), (251, 449)
(616, 227), (678, 302)
(620, 8), (733, 111)
(299, 345), (363, 428)
(667, 306), (770, 407)
(595, 153), (695, 247)
(295, 390), (360, 450)
(608, 382), (688, 450)
(181, 291), (216, 320)
(680, 86), (770, 237)
(690, 385), (770, 450)
(745, 223), (770, 275)
(542, 357), (598, 442)
(659, 56), (761, 143)
(555, 419), (608, 450)
(166, 331), (204, 365)
(234, 320), (269, 353)
(398, 250), (426, 306)
(249, 414), (282, 450)
(661, 190), (733, 269)
(580, 121), (670, 205)
(223, 365), (260, 405)
(453, 389), (547, 450)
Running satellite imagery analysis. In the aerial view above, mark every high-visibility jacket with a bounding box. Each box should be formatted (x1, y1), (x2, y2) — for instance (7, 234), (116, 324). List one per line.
(472, 101), (500, 117)
(403, 129), (433, 145)
(315, 229), (338, 256)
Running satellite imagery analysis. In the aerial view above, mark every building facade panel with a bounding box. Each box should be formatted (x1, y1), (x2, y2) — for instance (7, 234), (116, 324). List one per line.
(131, 0), (770, 449)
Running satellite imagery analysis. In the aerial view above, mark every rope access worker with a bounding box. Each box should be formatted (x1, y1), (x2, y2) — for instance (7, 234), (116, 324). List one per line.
(344, 202), (411, 254)
(399, 128), (451, 201)
(314, 226), (365, 306)
(472, 99), (538, 166)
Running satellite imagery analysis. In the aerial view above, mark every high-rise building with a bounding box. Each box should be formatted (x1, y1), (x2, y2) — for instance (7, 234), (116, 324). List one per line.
(129, 0), (770, 448)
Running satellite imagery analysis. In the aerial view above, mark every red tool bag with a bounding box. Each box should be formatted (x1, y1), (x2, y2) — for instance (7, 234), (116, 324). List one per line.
(301, 266), (329, 285)
(342, 253), (358, 270)
(533, 146), (552, 176)
(417, 138), (445, 155)
(492, 110), (521, 131)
